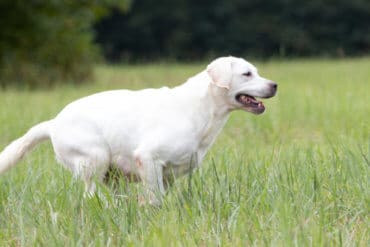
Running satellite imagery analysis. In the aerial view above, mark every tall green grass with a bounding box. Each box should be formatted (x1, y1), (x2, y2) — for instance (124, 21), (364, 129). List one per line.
(0, 58), (369, 246)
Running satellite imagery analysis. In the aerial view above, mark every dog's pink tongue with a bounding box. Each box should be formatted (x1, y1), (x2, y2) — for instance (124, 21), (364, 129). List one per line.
(247, 96), (263, 106)
(248, 96), (259, 104)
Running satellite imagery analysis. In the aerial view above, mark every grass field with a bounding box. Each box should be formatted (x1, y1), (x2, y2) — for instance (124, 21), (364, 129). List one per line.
(0, 58), (369, 246)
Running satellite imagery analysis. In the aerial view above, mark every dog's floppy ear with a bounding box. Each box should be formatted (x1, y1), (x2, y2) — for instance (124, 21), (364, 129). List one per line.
(207, 57), (233, 89)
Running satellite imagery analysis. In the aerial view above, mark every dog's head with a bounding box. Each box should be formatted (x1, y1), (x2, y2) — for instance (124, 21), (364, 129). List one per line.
(207, 56), (277, 114)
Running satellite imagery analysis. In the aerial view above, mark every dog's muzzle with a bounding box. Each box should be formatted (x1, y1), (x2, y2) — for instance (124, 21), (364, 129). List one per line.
(236, 82), (277, 114)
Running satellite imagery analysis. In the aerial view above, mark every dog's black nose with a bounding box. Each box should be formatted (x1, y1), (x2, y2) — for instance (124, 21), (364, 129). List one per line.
(269, 82), (277, 97)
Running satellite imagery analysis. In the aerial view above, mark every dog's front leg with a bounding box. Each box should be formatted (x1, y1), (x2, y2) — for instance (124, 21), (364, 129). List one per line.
(135, 154), (165, 206)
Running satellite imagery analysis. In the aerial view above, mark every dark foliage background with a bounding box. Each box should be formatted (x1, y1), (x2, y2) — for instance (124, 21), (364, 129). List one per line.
(0, 0), (128, 88)
(1, 0), (369, 87)
(95, 0), (370, 62)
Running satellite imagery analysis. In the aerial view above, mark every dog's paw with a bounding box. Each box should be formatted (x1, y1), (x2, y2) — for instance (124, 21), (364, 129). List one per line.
(138, 194), (162, 207)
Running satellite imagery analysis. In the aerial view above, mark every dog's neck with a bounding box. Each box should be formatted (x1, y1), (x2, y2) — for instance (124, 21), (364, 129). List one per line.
(179, 71), (231, 117)
(174, 71), (231, 161)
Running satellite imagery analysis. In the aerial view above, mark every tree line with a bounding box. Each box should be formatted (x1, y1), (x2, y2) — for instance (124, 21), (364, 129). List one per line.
(1, 0), (369, 87)
(0, 0), (128, 87)
(95, 0), (370, 61)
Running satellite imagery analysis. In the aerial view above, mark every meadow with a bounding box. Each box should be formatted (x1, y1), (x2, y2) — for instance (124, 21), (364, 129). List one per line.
(0, 58), (369, 246)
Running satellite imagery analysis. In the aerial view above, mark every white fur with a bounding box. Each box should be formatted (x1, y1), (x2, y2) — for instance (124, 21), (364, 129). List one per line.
(0, 56), (277, 205)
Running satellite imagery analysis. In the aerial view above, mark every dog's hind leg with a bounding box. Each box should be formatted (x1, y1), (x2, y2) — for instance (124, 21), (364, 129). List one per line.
(79, 156), (110, 197)
(55, 149), (110, 197)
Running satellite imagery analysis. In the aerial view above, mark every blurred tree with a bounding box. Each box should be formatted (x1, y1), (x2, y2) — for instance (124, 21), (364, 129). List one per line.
(0, 0), (130, 88)
(95, 0), (370, 61)
(96, 0), (188, 61)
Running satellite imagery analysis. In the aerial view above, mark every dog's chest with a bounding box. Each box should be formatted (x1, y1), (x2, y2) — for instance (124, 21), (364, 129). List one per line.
(198, 113), (229, 153)
(162, 116), (228, 178)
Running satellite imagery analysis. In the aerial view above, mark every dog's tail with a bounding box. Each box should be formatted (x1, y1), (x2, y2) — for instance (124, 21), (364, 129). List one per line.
(0, 120), (53, 174)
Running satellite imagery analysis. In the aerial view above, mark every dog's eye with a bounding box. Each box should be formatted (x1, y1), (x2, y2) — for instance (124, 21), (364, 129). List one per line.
(243, 71), (252, 77)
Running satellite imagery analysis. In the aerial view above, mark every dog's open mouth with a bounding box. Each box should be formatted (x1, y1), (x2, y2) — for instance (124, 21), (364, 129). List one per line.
(236, 94), (265, 114)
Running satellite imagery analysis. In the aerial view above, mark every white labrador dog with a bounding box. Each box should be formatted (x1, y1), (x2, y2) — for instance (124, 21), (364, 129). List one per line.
(0, 56), (277, 205)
